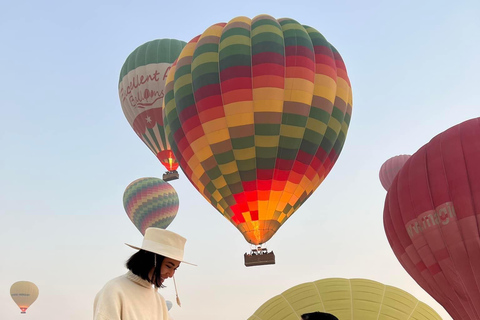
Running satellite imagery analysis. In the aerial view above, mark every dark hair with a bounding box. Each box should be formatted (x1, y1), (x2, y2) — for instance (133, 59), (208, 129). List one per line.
(126, 250), (165, 288)
(301, 312), (339, 320)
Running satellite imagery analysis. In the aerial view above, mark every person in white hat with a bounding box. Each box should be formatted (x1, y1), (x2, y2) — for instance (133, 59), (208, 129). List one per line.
(93, 228), (195, 320)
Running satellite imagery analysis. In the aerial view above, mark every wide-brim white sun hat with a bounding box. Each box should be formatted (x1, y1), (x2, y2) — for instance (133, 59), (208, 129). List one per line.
(126, 227), (196, 266)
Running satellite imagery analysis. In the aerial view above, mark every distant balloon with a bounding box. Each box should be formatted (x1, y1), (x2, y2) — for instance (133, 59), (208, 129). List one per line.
(123, 177), (179, 234)
(119, 39), (186, 178)
(163, 14), (353, 246)
(384, 118), (480, 320)
(10, 281), (39, 314)
(248, 278), (442, 320)
(166, 300), (173, 311)
(379, 154), (411, 191)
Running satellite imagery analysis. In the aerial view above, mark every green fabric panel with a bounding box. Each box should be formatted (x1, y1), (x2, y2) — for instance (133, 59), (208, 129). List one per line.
(206, 166), (222, 180)
(255, 147), (278, 159)
(309, 107), (331, 125)
(174, 64), (192, 79)
(254, 124), (281, 136)
(231, 136), (254, 149)
(331, 106), (345, 123)
(319, 127), (336, 153)
(239, 169), (257, 181)
(219, 54), (252, 71)
(192, 62), (220, 78)
(282, 113), (308, 127)
(277, 146), (300, 160)
(251, 39), (284, 55)
(174, 90), (195, 113)
(298, 138), (319, 155)
(256, 157), (276, 170)
(146, 127), (161, 151)
(214, 150), (235, 165)
(192, 72), (220, 89)
(224, 172), (242, 185)
(204, 182), (217, 195)
(192, 43), (219, 58)
(237, 159), (256, 171)
(141, 133), (156, 154)
(252, 17), (280, 29)
(278, 136), (302, 150)
(218, 185), (233, 197)
(344, 112), (351, 126)
(156, 123), (167, 149)
(219, 44), (251, 59)
(222, 27), (251, 38)
(119, 39), (186, 83)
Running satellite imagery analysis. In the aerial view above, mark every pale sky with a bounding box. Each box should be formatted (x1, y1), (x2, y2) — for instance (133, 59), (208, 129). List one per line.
(1, 0), (479, 319)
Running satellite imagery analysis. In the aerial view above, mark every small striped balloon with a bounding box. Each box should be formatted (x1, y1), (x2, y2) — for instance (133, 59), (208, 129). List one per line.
(123, 177), (179, 234)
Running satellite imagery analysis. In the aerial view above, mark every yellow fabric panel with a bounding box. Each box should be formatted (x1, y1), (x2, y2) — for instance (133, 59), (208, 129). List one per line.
(335, 78), (351, 104)
(220, 34), (251, 48)
(191, 52), (220, 70)
(253, 88), (285, 103)
(211, 190), (223, 202)
(189, 138), (211, 159)
(306, 118), (328, 135)
(279, 124), (305, 138)
(327, 117), (342, 135)
(211, 175), (227, 189)
(174, 74), (193, 91)
(224, 101), (255, 116)
(233, 147), (255, 160)
(255, 136), (280, 147)
(226, 113), (254, 127)
(205, 128), (230, 144)
(257, 201), (270, 219)
(218, 162), (239, 175)
(202, 118), (228, 134)
(314, 75), (337, 102)
(283, 89), (315, 104)
(191, 161), (206, 179)
(251, 24), (283, 37)
(228, 16), (251, 25)
(199, 24), (224, 38)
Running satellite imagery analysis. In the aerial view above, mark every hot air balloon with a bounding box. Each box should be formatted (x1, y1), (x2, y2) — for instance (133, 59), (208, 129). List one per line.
(163, 14), (352, 264)
(379, 154), (411, 191)
(123, 177), (179, 235)
(384, 117), (480, 320)
(166, 300), (173, 311)
(248, 278), (443, 320)
(10, 281), (39, 314)
(119, 39), (186, 181)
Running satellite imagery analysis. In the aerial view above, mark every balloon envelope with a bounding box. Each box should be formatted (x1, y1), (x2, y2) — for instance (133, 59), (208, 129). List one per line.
(10, 281), (39, 314)
(379, 154), (411, 191)
(384, 117), (480, 320)
(248, 278), (442, 320)
(123, 177), (179, 234)
(163, 14), (353, 245)
(119, 39), (186, 172)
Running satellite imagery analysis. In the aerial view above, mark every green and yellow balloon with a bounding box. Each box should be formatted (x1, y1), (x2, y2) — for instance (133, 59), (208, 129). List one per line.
(163, 14), (353, 245)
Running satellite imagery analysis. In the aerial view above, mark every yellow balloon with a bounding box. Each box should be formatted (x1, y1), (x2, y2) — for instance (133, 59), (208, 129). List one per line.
(10, 281), (39, 314)
(248, 278), (442, 320)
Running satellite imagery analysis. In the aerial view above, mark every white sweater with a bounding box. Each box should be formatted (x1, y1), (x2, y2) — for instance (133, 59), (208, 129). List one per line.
(94, 271), (170, 320)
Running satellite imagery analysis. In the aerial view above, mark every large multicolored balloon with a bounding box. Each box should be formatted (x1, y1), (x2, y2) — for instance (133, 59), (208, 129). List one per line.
(163, 14), (352, 245)
(384, 118), (480, 320)
(123, 177), (179, 234)
(119, 39), (186, 174)
(248, 278), (442, 320)
(10, 281), (39, 314)
(379, 154), (411, 191)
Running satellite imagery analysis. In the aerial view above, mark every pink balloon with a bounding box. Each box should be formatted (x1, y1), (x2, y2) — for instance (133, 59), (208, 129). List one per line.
(384, 118), (480, 319)
(379, 154), (411, 191)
